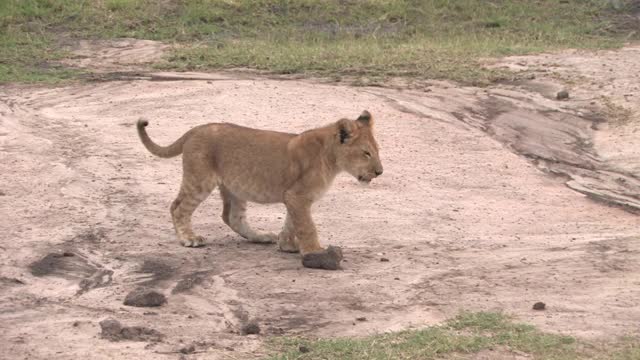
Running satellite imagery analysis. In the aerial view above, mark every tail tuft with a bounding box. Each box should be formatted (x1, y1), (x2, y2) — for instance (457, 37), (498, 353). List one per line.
(136, 118), (188, 158)
(137, 118), (149, 128)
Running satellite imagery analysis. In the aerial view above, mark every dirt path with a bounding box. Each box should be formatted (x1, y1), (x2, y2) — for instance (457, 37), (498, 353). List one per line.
(1, 41), (639, 359)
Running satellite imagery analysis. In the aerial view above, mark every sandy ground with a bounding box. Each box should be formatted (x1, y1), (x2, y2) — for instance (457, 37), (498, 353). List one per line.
(1, 40), (639, 359)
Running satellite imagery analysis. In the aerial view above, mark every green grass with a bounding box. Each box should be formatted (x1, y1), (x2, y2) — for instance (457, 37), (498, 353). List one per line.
(0, 0), (638, 84)
(0, 31), (79, 83)
(267, 312), (640, 360)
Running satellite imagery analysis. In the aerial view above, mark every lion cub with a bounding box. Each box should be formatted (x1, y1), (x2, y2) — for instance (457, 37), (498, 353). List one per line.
(137, 111), (383, 270)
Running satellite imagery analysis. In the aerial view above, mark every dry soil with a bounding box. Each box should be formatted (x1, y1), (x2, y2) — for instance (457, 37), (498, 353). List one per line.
(1, 40), (639, 359)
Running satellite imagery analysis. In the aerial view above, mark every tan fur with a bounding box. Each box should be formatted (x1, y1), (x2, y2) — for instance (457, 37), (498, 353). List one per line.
(137, 111), (383, 261)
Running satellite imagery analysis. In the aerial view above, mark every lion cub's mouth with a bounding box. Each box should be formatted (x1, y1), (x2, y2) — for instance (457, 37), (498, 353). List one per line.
(358, 175), (372, 184)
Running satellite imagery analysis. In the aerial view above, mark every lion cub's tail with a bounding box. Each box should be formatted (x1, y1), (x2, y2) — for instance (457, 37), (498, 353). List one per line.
(136, 118), (187, 158)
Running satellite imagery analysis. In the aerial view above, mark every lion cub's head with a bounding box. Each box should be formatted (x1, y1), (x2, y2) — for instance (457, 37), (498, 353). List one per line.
(334, 111), (383, 184)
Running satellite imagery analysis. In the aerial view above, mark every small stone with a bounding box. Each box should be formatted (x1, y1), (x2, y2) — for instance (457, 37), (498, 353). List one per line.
(380, 257), (389, 262)
(100, 318), (165, 342)
(556, 90), (569, 100)
(299, 345), (310, 353)
(356, 317), (367, 322)
(302, 246), (343, 270)
(99, 318), (122, 337)
(179, 345), (196, 354)
(533, 302), (546, 310)
(72, 321), (80, 327)
(124, 288), (167, 307)
(241, 321), (260, 335)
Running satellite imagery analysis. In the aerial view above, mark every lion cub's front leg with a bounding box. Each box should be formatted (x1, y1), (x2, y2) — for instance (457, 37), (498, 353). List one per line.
(284, 195), (343, 270)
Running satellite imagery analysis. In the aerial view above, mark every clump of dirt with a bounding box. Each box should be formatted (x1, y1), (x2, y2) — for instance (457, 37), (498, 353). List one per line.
(171, 271), (210, 294)
(556, 90), (569, 100)
(124, 288), (167, 307)
(533, 302), (546, 310)
(302, 245), (343, 270)
(99, 318), (164, 342)
(241, 321), (261, 335)
(179, 344), (196, 354)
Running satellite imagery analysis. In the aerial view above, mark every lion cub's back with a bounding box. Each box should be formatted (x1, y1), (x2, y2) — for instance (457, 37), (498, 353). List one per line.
(206, 123), (296, 202)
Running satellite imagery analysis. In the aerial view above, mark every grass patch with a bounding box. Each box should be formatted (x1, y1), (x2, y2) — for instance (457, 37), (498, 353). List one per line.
(0, 33), (80, 83)
(268, 312), (640, 360)
(0, 0), (638, 84)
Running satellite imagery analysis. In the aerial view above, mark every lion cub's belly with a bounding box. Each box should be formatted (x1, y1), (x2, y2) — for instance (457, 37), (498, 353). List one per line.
(220, 178), (284, 204)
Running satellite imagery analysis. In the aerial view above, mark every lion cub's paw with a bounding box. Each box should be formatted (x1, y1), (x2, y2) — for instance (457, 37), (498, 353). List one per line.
(181, 236), (206, 248)
(302, 246), (343, 270)
(278, 242), (299, 253)
(249, 233), (277, 244)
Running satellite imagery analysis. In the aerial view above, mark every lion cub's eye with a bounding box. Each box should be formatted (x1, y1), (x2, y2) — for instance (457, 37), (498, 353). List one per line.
(364, 151), (371, 158)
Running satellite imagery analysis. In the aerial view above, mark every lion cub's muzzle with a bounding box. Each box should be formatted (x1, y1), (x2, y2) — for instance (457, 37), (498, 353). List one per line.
(358, 166), (383, 184)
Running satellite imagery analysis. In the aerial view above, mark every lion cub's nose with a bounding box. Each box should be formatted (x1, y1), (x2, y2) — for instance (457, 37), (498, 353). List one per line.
(375, 169), (383, 176)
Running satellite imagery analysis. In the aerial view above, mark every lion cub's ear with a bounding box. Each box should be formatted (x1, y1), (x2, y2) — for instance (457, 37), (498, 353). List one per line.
(356, 110), (373, 127)
(337, 118), (357, 144)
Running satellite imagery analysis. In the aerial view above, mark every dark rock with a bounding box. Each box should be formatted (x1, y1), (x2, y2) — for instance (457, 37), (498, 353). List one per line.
(100, 318), (165, 342)
(241, 321), (261, 335)
(299, 345), (310, 353)
(124, 288), (166, 307)
(302, 246), (343, 270)
(380, 257), (390, 262)
(120, 326), (164, 342)
(533, 302), (546, 310)
(179, 344), (196, 354)
(356, 317), (367, 322)
(556, 90), (569, 100)
(99, 318), (122, 337)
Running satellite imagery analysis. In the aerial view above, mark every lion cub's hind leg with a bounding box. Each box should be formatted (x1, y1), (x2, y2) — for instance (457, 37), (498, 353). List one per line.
(171, 158), (218, 247)
(278, 213), (299, 253)
(220, 188), (277, 244)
